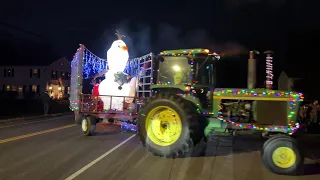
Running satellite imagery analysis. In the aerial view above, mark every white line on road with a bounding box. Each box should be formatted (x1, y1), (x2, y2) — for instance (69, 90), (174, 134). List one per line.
(65, 134), (137, 180)
(0, 115), (74, 129)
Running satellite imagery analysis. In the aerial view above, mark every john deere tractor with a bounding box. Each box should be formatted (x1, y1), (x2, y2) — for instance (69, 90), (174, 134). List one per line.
(137, 49), (304, 175)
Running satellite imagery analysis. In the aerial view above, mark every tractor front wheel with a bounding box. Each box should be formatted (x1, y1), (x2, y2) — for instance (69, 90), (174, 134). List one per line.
(138, 93), (204, 158)
(261, 136), (304, 175)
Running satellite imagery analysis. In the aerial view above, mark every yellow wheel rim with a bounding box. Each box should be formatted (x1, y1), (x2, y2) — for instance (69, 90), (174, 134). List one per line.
(145, 106), (182, 146)
(272, 147), (296, 168)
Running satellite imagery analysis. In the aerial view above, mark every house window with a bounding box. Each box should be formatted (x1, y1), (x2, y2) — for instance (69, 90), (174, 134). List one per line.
(64, 72), (70, 80)
(52, 70), (58, 79)
(67, 87), (70, 94)
(4, 69), (14, 77)
(11, 85), (17, 91)
(6, 85), (10, 91)
(30, 69), (40, 78)
(32, 85), (37, 92)
(18, 86), (23, 93)
(61, 72), (70, 80)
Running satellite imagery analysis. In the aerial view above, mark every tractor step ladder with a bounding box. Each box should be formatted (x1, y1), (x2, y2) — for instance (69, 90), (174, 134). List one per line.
(136, 54), (153, 99)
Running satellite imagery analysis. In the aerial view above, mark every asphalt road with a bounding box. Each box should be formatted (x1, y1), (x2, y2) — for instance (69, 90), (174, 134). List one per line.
(0, 115), (319, 180)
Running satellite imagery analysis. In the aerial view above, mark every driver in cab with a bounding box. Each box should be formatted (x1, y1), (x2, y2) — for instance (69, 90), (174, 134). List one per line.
(173, 65), (187, 85)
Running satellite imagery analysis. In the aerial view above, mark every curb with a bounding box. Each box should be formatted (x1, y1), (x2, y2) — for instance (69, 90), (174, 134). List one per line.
(0, 112), (73, 122)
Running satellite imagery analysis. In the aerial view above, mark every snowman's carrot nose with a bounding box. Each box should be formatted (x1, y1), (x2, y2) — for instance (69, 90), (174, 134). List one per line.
(121, 46), (128, 51)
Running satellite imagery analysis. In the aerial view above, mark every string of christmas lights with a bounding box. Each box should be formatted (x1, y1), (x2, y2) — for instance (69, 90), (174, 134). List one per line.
(160, 48), (220, 59)
(69, 45), (85, 112)
(155, 48), (220, 85)
(124, 53), (153, 77)
(178, 88), (303, 133)
(214, 89), (303, 133)
(83, 48), (107, 79)
(82, 47), (153, 79)
(121, 121), (137, 132)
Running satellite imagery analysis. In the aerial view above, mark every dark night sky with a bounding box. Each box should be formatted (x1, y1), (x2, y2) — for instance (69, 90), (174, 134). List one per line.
(0, 0), (319, 89)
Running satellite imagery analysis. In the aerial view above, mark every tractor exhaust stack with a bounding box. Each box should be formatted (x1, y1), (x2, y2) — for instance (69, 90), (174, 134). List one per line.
(247, 51), (257, 89)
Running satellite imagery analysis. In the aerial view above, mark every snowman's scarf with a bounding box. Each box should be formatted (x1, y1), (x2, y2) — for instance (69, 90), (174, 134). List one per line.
(114, 71), (131, 87)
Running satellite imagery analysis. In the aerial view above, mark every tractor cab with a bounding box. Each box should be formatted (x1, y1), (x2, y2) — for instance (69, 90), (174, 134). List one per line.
(152, 49), (220, 111)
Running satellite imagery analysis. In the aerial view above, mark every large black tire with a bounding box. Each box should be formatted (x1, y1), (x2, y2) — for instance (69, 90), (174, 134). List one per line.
(75, 114), (82, 125)
(261, 136), (304, 175)
(138, 93), (204, 158)
(81, 116), (96, 136)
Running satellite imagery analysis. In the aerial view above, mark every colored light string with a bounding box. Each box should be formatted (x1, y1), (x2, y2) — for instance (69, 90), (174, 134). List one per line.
(214, 88), (303, 133)
(178, 88), (303, 134)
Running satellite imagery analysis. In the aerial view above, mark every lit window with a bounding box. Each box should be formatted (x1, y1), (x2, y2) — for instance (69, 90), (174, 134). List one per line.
(30, 69), (40, 78)
(67, 87), (70, 94)
(18, 86), (23, 93)
(11, 85), (17, 91)
(6, 85), (10, 91)
(32, 85), (37, 92)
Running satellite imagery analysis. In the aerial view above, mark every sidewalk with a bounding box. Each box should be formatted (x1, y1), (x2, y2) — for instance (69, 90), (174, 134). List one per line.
(0, 112), (73, 122)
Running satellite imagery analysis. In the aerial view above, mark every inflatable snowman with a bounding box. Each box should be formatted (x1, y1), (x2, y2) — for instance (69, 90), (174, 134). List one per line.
(98, 33), (131, 111)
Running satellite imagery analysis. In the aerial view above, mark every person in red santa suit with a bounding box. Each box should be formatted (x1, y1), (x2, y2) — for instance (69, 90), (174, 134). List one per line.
(90, 78), (103, 112)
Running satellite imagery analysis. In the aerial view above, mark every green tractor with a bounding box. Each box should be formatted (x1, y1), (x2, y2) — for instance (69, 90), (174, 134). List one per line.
(137, 49), (304, 175)
(69, 45), (305, 175)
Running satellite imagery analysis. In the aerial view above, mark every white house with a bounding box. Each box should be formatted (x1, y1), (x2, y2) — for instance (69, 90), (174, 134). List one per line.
(277, 70), (304, 91)
(0, 57), (70, 99)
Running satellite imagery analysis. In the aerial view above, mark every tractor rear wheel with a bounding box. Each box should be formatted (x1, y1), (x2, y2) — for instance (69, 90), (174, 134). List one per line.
(138, 93), (204, 158)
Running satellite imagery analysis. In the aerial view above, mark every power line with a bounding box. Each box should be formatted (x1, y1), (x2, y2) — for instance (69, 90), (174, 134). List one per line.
(0, 21), (50, 44)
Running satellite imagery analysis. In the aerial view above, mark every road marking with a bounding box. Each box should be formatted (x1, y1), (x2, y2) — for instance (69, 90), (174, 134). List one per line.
(0, 113), (70, 122)
(65, 134), (137, 180)
(0, 115), (74, 129)
(0, 124), (77, 144)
